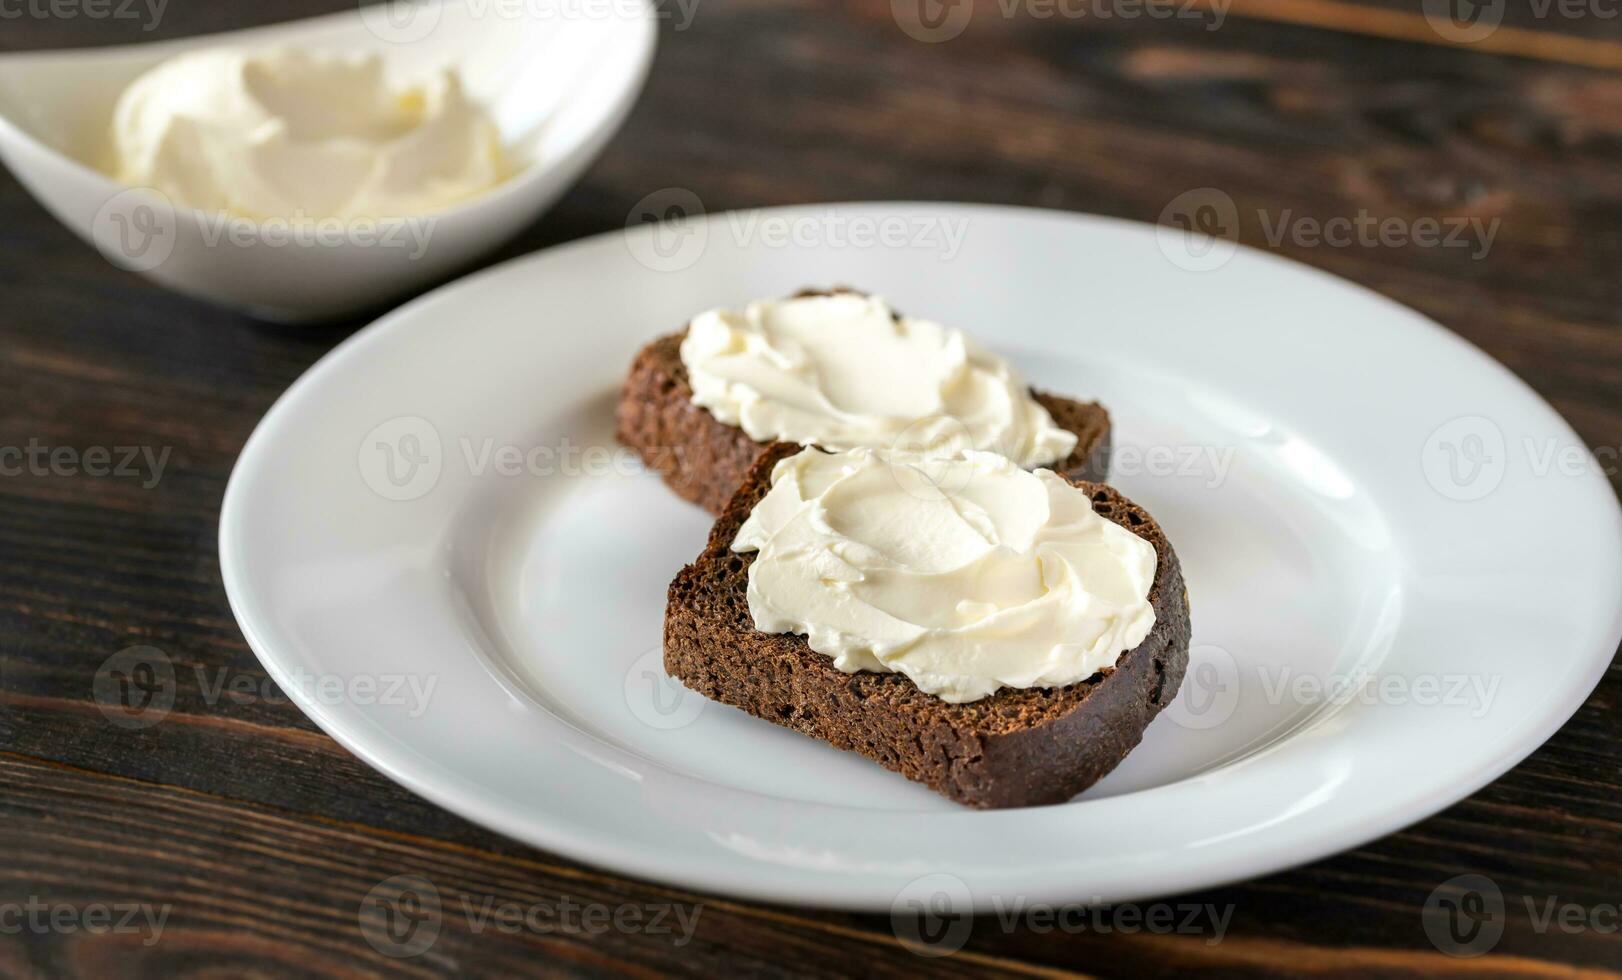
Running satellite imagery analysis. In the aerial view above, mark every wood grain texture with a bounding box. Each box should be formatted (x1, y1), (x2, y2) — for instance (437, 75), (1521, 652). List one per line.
(1229, 0), (1622, 63)
(1318, 0), (1622, 49)
(1, 0), (1619, 976)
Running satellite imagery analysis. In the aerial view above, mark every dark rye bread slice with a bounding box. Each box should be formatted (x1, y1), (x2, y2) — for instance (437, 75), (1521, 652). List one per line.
(664, 442), (1192, 809)
(615, 323), (1112, 516)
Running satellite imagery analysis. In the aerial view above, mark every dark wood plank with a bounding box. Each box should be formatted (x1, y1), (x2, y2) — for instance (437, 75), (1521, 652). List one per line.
(4, 748), (1618, 977)
(0, 754), (1045, 979)
(1310, 0), (1622, 51)
(0, 0), (1618, 976)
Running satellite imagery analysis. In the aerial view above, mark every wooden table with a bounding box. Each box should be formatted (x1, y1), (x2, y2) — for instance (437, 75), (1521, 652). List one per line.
(2, 1), (1618, 975)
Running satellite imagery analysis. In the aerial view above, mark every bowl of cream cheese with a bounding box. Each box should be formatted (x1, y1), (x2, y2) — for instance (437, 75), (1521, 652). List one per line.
(0, 0), (656, 321)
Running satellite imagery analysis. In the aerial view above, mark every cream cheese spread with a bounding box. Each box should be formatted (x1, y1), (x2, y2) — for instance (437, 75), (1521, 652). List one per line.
(733, 446), (1158, 703)
(679, 292), (1078, 466)
(111, 47), (507, 220)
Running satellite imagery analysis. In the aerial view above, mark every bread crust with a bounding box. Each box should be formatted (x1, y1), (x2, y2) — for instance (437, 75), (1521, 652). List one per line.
(663, 443), (1192, 809)
(615, 330), (1112, 516)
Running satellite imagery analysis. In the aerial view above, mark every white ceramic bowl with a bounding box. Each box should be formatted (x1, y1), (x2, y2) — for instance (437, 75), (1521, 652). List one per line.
(0, 0), (656, 321)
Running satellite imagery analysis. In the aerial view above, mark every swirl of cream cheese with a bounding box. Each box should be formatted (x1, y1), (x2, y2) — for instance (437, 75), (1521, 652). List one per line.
(679, 292), (1078, 467)
(733, 446), (1157, 703)
(111, 47), (507, 220)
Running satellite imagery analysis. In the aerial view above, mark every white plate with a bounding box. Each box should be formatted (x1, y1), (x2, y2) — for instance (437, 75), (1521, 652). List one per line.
(220, 203), (1622, 910)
